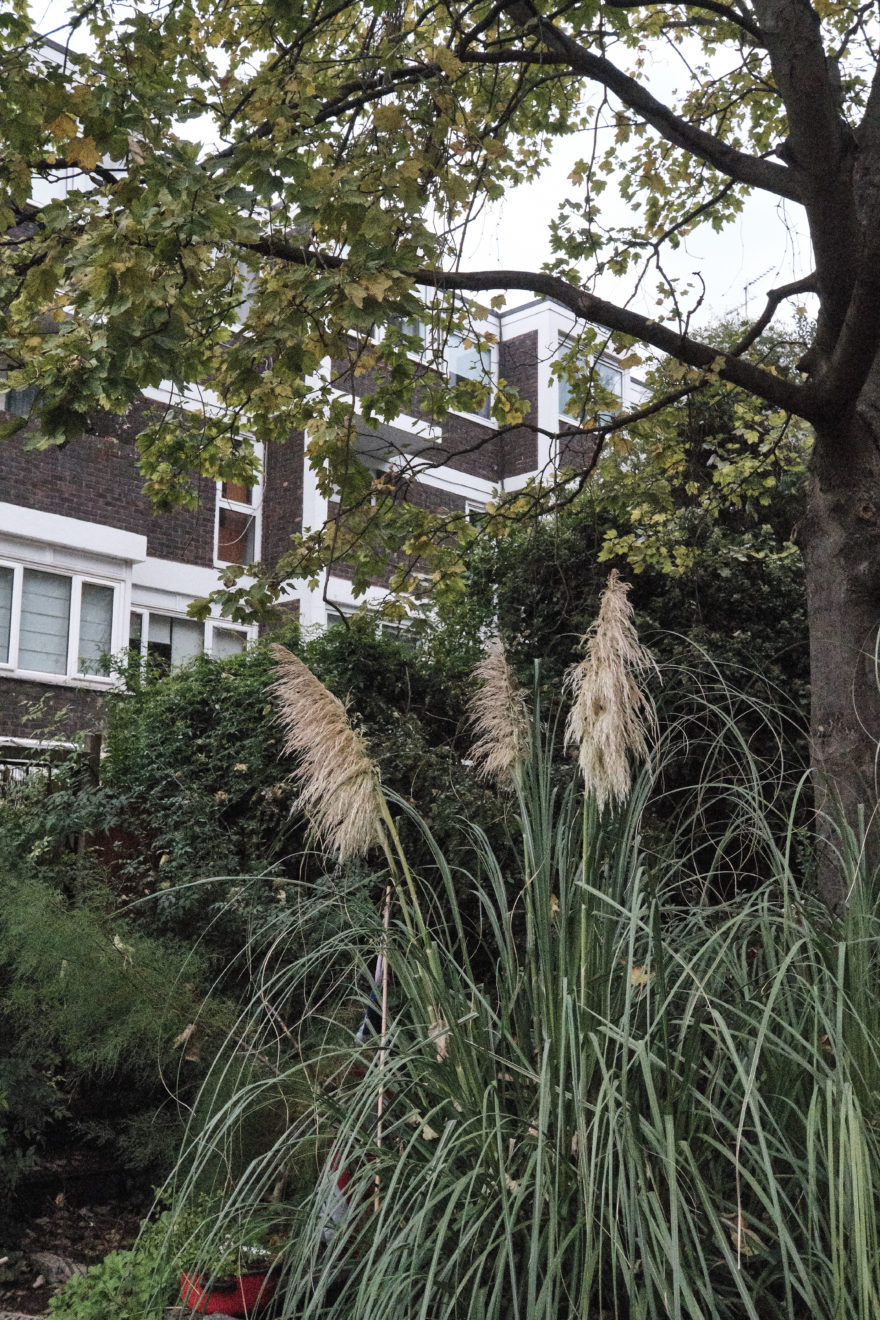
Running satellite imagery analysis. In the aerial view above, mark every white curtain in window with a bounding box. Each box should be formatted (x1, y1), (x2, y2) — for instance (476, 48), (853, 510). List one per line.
(19, 570), (71, 673)
(79, 582), (114, 673)
(171, 617), (203, 666)
(212, 627), (245, 657)
(0, 566), (12, 664)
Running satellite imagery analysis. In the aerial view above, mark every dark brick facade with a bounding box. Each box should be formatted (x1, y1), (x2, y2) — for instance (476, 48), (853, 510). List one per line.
(0, 403), (216, 566)
(557, 424), (598, 472)
(326, 480), (467, 589)
(499, 330), (539, 479)
(261, 431), (305, 566)
(0, 677), (107, 740)
(331, 357), (500, 483)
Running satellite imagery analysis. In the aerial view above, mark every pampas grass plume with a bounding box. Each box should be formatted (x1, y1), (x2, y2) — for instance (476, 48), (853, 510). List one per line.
(468, 636), (530, 787)
(270, 644), (386, 861)
(565, 570), (658, 811)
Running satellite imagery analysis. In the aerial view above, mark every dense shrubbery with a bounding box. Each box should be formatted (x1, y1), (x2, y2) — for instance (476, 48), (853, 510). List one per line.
(121, 669), (880, 1320)
(0, 619), (505, 1217)
(0, 469), (817, 1291)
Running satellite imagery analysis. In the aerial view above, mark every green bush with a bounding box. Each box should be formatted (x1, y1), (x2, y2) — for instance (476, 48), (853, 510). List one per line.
(0, 861), (232, 1215)
(47, 1210), (181, 1320)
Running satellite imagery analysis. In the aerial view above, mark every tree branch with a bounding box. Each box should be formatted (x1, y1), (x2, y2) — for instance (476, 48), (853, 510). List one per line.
(605, 0), (763, 43)
(422, 263), (812, 411)
(751, 0), (859, 333)
(729, 271), (817, 356)
(245, 235), (813, 416)
(486, 0), (800, 200)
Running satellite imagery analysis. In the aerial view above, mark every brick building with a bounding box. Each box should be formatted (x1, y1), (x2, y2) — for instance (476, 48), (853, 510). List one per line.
(0, 297), (644, 744)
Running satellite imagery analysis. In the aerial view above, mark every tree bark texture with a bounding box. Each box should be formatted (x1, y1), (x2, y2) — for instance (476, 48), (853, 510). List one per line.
(802, 405), (880, 904)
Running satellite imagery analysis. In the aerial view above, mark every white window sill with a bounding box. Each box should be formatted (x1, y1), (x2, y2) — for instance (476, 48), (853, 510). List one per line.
(0, 668), (118, 690)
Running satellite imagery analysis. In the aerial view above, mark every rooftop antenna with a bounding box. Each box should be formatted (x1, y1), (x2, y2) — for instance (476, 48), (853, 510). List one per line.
(743, 267), (774, 319)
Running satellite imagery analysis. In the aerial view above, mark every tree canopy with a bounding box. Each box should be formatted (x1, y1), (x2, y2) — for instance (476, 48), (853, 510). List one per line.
(3, 0), (880, 896)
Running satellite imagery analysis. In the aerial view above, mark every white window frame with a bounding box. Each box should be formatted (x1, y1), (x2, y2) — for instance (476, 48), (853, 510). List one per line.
(128, 607), (204, 669)
(557, 337), (623, 425)
(205, 619), (251, 658)
(0, 560), (122, 685)
(214, 443), (264, 569)
(444, 332), (498, 424)
(128, 609), (252, 666)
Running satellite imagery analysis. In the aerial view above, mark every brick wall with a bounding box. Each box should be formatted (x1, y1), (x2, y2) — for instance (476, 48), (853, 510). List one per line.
(0, 402), (216, 566)
(557, 424), (598, 472)
(499, 330), (539, 479)
(0, 678), (107, 740)
(331, 358), (501, 483)
(260, 432), (305, 566)
(326, 480), (467, 590)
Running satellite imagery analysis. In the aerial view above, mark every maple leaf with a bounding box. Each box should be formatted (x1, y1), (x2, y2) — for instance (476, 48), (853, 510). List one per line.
(66, 136), (101, 170)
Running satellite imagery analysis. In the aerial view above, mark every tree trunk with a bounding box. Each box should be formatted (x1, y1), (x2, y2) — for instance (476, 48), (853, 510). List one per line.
(800, 404), (880, 905)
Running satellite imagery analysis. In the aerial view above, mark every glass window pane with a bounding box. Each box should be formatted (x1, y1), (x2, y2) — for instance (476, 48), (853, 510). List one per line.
(212, 627), (246, 657)
(78, 582), (114, 674)
(559, 359), (622, 421)
(597, 360), (622, 398)
(558, 374), (575, 420)
(146, 614), (204, 669)
(148, 614), (171, 647)
(171, 618), (203, 667)
(0, 566), (12, 664)
(221, 480), (252, 505)
(2, 383), (39, 417)
(19, 569), (70, 673)
(217, 507), (255, 562)
(448, 335), (491, 417)
(146, 614), (172, 668)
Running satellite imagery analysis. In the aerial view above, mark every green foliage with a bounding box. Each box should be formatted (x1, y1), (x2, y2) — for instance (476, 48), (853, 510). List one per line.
(1, 0), (852, 617)
(589, 319), (811, 580)
(23, 623), (497, 945)
(159, 695), (880, 1320)
(0, 860), (226, 1213)
(47, 1210), (181, 1320)
(0, 621), (501, 1215)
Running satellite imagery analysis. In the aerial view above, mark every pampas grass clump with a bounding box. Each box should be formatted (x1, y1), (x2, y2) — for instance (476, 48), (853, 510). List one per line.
(270, 644), (386, 862)
(468, 635), (530, 787)
(565, 570), (658, 810)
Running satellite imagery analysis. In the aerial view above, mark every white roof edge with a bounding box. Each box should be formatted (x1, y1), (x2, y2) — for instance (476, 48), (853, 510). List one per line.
(0, 502), (148, 563)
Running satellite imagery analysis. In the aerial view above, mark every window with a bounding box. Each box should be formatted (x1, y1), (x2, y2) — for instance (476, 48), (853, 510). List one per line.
(208, 624), (248, 658)
(129, 610), (203, 670)
(0, 566), (14, 664)
(128, 611), (249, 667)
(558, 342), (623, 424)
(447, 334), (493, 419)
(465, 500), (486, 525)
(0, 563), (119, 680)
(78, 583), (115, 674)
(0, 370), (39, 417)
(215, 471), (261, 566)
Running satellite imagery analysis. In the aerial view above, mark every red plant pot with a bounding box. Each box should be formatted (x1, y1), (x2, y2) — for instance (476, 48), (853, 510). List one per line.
(180, 1267), (278, 1315)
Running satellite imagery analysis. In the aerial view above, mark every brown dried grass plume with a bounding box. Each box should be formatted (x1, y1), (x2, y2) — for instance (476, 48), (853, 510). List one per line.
(270, 644), (386, 862)
(468, 636), (530, 787)
(564, 570), (659, 811)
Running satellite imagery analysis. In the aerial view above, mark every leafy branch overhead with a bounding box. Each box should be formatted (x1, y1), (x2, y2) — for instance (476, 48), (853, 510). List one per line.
(2, 0), (869, 464)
